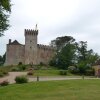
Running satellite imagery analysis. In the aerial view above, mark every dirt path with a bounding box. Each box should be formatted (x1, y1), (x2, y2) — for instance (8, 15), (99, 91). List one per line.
(0, 72), (27, 84)
(0, 72), (100, 84)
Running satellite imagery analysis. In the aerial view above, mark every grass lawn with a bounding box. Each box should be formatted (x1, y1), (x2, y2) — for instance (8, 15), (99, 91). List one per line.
(0, 65), (74, 76)
(33, 69), (60, 76)
(0, 80), (100, 100)
(33, 69), (71, 76)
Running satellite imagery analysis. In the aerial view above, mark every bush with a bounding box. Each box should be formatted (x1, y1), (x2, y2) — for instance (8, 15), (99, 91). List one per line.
(27, 71), (34, 75)
(0, 72), (4, 77)
(85, 69), (95, 76)
(11, 67), (20, 71)
(0, 70), (8, 77)
(11, 65), (26, 71)
(2, 71), (8, 75)
(59, 70), (67, 75)
(18, 65), (26, 71)
(15, 76), (28, 84)
(0, 80), (9, 86)
(68, 66), (78, 74)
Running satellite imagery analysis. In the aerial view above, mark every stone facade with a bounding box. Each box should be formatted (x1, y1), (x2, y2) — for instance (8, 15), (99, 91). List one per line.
(5, 28), (55, 65)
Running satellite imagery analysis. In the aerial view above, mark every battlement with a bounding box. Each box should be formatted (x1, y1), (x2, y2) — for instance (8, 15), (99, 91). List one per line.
(37, 44), (55, 50)
(25, 29), (38, 36)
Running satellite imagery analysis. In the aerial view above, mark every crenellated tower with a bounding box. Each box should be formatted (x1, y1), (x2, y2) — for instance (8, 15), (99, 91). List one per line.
(24, 26), (38, 65)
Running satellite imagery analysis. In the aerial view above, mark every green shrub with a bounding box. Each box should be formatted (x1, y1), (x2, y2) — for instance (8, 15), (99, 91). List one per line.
(68, 66), (78, 74)
(15, 76), (28, 84)
(85, 69), (95, 76)
(2, 71), (8, 75)
(0, 72), (4, 77)
(0, 80), (9, 86)
(18, 65), (26, 71)
(59, 70), (67, 75)
(11, 67), (20, 71)
(0, 70), (8, 77)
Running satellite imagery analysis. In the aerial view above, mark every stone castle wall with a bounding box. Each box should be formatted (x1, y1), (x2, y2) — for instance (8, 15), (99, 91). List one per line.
(5, 28), (55, 65)
(24, 29), (38, 65)
(5, 44), (25, 65)
(37, 44), (55, 64)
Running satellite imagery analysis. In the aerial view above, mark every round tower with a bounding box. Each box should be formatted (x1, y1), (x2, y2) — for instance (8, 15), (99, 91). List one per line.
(24, 28), (38, 65)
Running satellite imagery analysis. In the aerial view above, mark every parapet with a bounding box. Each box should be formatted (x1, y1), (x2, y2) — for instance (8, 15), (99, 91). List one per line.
(37, 44), (55, 51)
(24, 29), (38, 36)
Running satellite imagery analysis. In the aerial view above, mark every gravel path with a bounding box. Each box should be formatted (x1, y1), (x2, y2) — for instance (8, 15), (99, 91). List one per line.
(0, 72), (100, 84)
(0, 72), (27, 84)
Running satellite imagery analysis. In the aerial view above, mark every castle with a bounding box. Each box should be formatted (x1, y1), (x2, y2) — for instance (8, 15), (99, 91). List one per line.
(5, 26), (55, 65)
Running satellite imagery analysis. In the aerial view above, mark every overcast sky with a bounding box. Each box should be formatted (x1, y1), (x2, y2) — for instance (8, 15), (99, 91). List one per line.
(0, 0), (100, 55)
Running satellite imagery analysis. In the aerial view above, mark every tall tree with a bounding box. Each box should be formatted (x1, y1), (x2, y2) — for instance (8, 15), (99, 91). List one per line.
(76, 41), (87, 62)
(50, 36), (75, 52)
(0, 0), (11, 36)
(0, 53), (6, 66)
(76, 41), (100, 74)
(50, 36), (76, 69)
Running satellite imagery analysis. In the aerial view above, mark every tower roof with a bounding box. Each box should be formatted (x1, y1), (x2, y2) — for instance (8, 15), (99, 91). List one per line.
(9, 40), (21, 45)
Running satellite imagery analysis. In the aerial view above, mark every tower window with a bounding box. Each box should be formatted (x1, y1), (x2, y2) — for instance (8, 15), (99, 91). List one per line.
(30, 46), (32, 49)
(30, 40), (32, 43)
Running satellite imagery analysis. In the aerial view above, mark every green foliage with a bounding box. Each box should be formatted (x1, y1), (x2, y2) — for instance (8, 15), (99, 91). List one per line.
(0, 53), (6, 66)
(0, 0), (11, 36)
(0, 80), (9, 86)
(18, 65), (26, 71)
(50, 36), (77, 69)
(76, 41), (100, 67)
(77, 61), (87, 74)
(11, 65), (27, 71)
(50, 43), (76, 69)
(50, 36), (99, 75)
(85, 69), (95, 76)
(68, 66), (78, 74)
(59, 70), (67, 75)
(50, 36), (75, 51)
(0, 72), (4, 77)
(0, 70), (8, 77)
(11, 67), (20, 71)
(15, 76), (28, 84)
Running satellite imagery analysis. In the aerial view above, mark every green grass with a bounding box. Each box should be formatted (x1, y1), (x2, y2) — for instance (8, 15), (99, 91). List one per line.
(0, 80), (100, 100)
(33, 70), (65, 76)
(0, 65), (74, 76)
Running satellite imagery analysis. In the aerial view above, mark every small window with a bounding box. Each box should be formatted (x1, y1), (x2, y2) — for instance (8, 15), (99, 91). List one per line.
(30, 46), (32, 49)
(30, 40), (32, 43)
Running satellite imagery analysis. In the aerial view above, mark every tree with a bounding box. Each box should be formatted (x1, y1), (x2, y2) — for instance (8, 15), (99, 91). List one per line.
(0, 0), (11, 36)
(50, 36), (75, 51)
(76, 41), (100, 74)
(0, 53), (6, 66)
(56, 43), (76, 69)
(50, 36), (76, 69)
(76, 41), (87, 62)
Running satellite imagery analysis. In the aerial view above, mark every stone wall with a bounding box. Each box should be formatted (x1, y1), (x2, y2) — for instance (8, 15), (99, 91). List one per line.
(24, 29), (38, 65)
(5, 44), (25, 65)
(37, 44), (55, 64)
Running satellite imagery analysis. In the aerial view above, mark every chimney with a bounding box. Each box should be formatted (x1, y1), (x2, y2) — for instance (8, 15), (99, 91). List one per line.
(9, 39), (11, 44)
